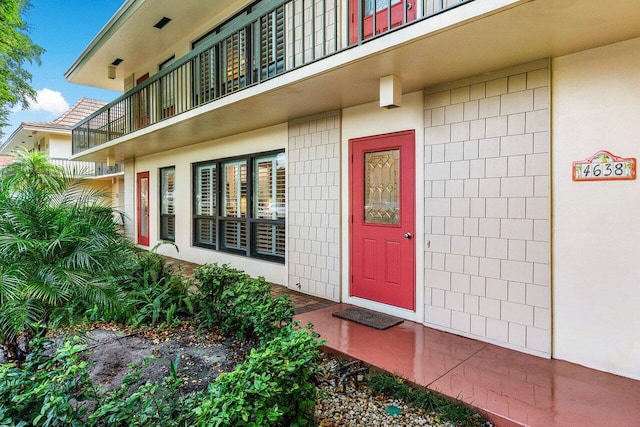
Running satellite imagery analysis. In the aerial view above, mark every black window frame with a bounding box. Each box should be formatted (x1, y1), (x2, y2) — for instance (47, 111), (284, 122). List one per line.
(192, 149), (285, 263)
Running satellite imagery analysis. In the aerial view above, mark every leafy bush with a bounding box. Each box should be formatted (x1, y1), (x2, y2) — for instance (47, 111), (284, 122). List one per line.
(194, 263), (294, 343)
(0, 325), (324, 427)
(0, 338), (95, 426)
(96, 248), (194, 327)
(193, 263), (249, 327)
(195, 324), (323, 426)
(87, 355), (185, 426)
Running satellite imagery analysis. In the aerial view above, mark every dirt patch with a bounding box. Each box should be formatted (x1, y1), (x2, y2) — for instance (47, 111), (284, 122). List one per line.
(58, 323), (255, 394)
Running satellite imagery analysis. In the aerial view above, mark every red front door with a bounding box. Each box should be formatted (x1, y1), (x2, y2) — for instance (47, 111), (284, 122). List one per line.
(137, 171), (150, 246)
(350, 130), (415, 310)
(349, 0), (418, 44)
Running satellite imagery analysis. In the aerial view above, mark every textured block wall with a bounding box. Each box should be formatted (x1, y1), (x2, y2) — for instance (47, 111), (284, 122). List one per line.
(423, 62), (551, 355)
(288, 112), (341, 300)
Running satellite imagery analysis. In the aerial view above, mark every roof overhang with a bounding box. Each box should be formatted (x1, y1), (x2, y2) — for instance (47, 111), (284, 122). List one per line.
(65, 0), (253, 91)
(0, 124), (70, 155)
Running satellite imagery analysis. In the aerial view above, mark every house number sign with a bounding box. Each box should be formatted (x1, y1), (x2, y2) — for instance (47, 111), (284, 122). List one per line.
(573, 151), (636, 181)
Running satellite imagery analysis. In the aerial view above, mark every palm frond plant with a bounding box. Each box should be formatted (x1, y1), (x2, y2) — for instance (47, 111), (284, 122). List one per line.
(0, 149), (135, 361)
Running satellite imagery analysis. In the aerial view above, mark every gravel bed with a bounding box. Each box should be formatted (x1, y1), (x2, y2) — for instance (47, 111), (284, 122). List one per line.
(315, 356), (453, 427)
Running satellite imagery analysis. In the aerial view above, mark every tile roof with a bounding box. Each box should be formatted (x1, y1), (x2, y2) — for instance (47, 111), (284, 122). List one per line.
(21, 98), (107, 130)
(0, 156), (13, 167)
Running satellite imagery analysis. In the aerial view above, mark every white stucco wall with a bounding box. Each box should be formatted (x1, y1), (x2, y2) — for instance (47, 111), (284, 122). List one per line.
(131, 124), (288, 285)
(48, 135), (72, 159)
(552, 37), (640, 380)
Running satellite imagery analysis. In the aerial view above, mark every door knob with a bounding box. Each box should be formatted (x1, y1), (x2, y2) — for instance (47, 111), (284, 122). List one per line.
(404, 232), (412, 239)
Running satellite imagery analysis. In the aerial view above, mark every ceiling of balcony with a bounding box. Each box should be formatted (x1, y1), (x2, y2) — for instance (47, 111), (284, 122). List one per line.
(70, 0), (640, 162)
(65, 0), (254, 91)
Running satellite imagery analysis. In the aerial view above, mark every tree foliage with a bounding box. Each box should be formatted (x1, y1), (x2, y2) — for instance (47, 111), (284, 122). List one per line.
(0, 149), (134, 360)
(0, 0), (44, 136)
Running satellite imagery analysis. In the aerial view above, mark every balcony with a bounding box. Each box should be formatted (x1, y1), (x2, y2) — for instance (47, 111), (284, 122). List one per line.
(71, 0), (640, 161)
(72, 0), (474, 156)
(49, 158), (124, 178)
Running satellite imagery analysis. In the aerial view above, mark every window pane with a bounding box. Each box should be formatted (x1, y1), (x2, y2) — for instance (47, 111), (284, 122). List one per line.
(161, 167), (175, 215)
(161, 215), (175, 241)
(194, 163), (217, 247)
(197, 47), (217, 103)
(255, 223), (285, 258)
(256, 6), (285, 79)
(223, 160), (247, 218)
(196, 218), (216, 246)
(159, 57), (176, 112)
(223, 29), (247, 93)
(160, 167), (175, 241)
(364, 149), (400, 224)
(196, 163), (216, 216)
(254, 153), (286, 219)
(223, 220), (247, 250)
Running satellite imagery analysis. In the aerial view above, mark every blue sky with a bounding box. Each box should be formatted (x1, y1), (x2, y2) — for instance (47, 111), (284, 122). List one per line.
(2, 0), (124, 141)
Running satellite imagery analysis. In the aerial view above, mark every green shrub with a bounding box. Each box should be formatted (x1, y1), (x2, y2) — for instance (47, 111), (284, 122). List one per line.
(83, 249), (194, 328)
(195, 324), (323, 426)
(87, 355), (185, 427)
(194, 263), (294, 343)
(0, 326), (324, 427)
(0, 338), (95, 426)
(193, 263), (249, 327)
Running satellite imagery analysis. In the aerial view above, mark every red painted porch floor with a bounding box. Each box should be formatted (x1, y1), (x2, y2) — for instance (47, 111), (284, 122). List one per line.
(296, 303), (640, 427)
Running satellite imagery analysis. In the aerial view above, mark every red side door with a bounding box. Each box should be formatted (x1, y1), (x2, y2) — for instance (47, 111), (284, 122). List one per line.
(137, 171), (150, 246)
(349, 0), (418, 44)
(350, 131), (415, 310)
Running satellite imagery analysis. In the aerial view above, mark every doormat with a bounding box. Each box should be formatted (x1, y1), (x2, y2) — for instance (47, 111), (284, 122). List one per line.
(331, 307), (403, 330)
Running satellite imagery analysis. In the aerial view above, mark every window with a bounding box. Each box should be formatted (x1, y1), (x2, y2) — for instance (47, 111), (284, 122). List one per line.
(191, 1), (286, 105)
(254, 5), (285, 80)
(160, 166), (175, 241)
(222, 29), (249, 93)
(254, 153), (286, 257)
(159, 56), (176, 117)
(193, 150), (285, 262)
(221, 159), (247, 252)
(194, 162), (217, 248)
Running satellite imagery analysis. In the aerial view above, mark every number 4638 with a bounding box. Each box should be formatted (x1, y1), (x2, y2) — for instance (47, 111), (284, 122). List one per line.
(582, 162), (625, 177)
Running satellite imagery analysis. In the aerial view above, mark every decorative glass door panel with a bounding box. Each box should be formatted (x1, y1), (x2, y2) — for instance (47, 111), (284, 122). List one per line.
(364, 149), (400, 225)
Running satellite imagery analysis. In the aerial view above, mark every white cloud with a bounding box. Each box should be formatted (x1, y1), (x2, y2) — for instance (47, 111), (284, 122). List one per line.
(11, 88), (70, 116)
(30, 89), (70, 116)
